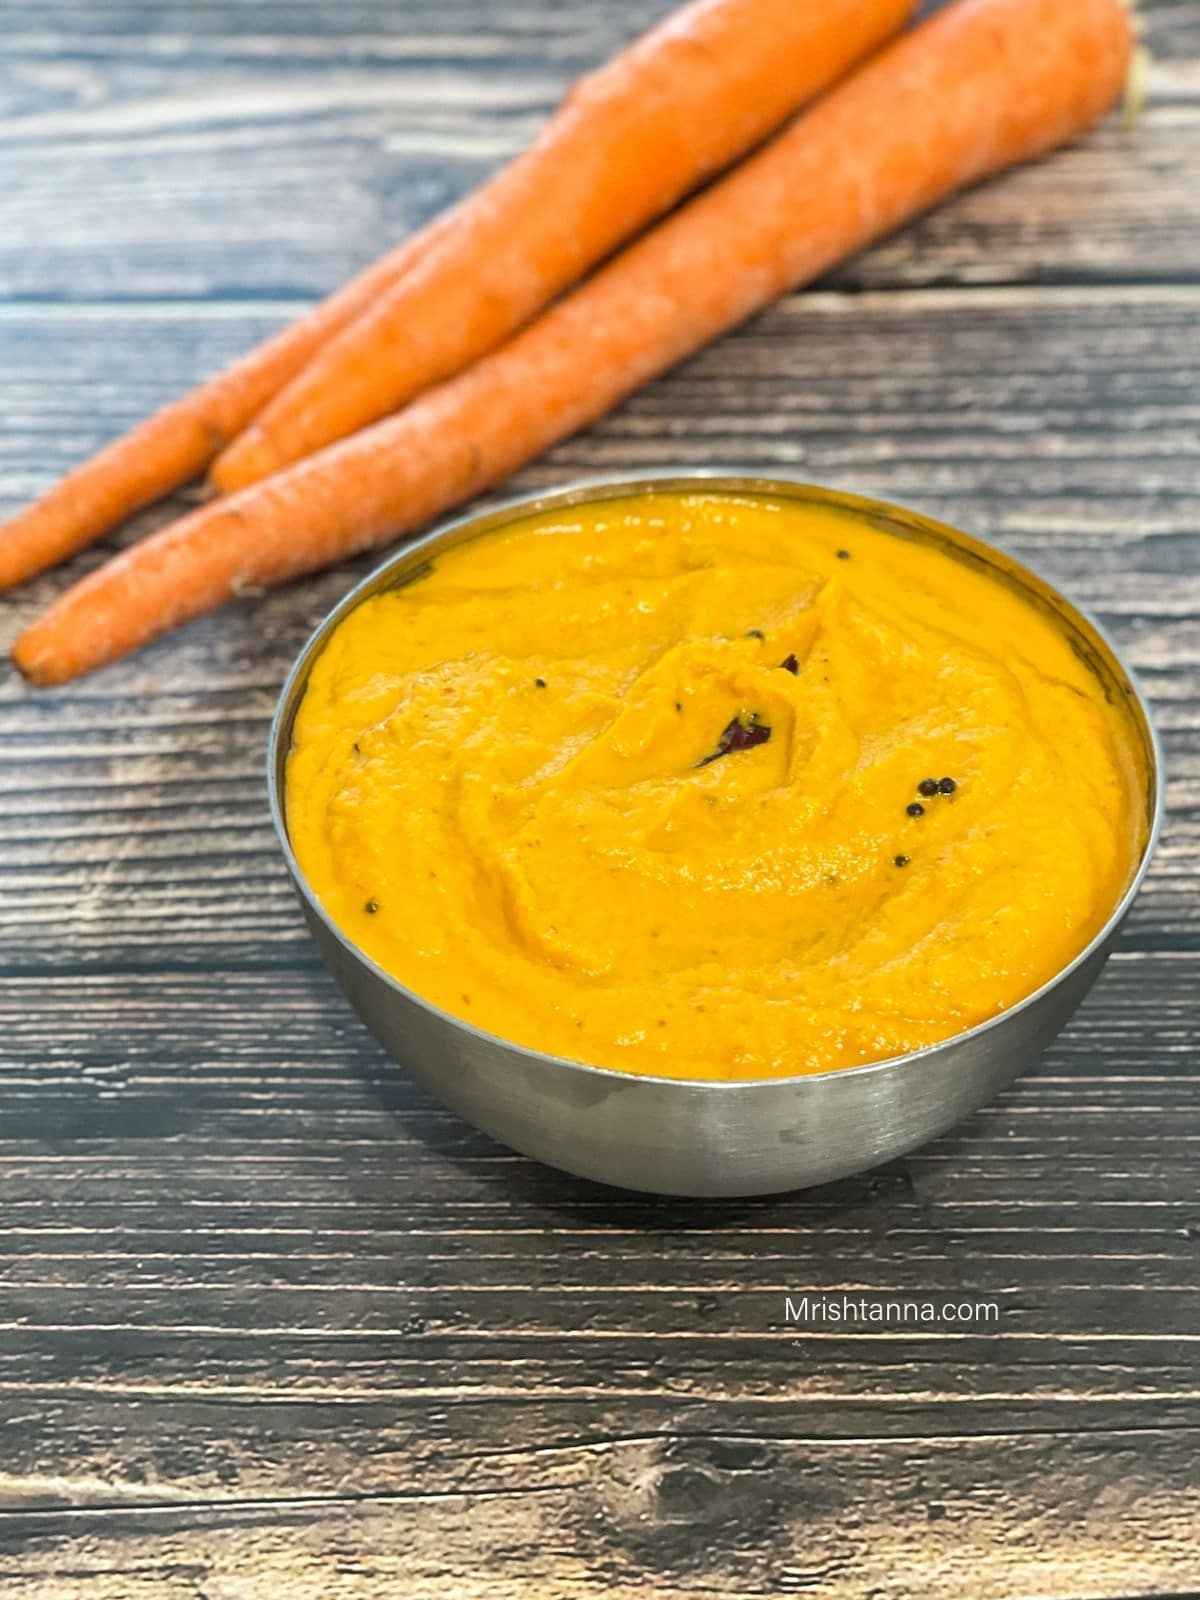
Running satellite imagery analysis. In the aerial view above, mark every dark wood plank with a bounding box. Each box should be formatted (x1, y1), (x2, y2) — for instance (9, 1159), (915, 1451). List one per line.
(0, 1432), (1197, 1598)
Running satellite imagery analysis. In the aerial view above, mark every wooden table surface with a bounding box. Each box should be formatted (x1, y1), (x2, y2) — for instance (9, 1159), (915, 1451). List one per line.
(1, 3), (1198, 1595)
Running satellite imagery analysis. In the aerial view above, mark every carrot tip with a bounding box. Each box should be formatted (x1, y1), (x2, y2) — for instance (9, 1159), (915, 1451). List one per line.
(211, 429), (279, 493)
(10, 639), (50, 688)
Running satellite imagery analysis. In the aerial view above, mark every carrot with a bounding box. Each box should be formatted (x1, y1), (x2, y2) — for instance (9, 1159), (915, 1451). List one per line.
(14, 0), (1132, 689)
(0, 226), (444, 594)
(0, 0), (912, 589)
(211, 0), (916, 491)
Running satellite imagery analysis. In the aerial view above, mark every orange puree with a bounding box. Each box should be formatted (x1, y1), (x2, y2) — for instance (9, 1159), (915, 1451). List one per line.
(286, 491), (1147, 1080)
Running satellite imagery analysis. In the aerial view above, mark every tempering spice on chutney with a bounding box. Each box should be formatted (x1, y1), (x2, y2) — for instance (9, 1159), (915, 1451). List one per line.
(287, 491), (1147, 1081)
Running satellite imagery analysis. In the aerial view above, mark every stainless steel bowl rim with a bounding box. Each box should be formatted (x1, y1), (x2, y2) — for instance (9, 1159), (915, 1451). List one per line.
(267, 470), (1165, 1094)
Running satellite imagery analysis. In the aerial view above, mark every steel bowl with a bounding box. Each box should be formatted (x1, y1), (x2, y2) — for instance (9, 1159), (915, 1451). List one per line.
(267, 475), (1163, 1197)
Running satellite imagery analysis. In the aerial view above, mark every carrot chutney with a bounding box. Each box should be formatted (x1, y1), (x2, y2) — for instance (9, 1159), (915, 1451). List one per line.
(286, 491), (1148, 1080)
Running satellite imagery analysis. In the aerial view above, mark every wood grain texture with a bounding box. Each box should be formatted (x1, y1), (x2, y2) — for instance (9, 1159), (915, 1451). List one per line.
(1, 1432), (1197, 1600)
(0, 0), (1198, 1595)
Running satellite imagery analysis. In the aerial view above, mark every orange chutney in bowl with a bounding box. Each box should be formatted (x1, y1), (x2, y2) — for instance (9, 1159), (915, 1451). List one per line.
(286, 490), (1148, 1080)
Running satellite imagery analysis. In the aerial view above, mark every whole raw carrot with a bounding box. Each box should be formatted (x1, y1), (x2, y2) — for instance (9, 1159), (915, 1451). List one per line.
(212, 0), (915, 491)
(0, 227), (441, 593)
(14, 0), (1132, 688)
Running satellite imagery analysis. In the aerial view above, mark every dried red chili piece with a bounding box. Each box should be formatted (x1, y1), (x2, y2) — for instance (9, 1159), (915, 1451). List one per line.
(698, 714), (771, 766)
